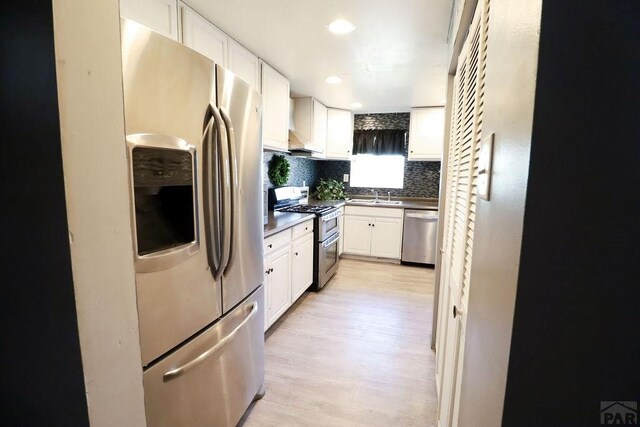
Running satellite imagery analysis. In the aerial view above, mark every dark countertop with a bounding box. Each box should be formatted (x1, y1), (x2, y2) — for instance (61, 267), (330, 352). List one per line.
(264, 211), (315, 238)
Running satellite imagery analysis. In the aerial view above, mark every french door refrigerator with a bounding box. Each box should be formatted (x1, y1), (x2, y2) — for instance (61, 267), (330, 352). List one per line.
(121, 19), (264, 426)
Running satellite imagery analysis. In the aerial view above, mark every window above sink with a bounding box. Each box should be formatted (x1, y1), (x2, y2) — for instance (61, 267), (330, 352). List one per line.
(350, 155), (405, 189)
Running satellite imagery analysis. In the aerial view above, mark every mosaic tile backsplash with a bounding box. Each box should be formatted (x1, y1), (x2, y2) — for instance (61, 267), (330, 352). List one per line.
(317, 113), (441, 198)
(262, 112), (441, 199)
(263, 151), (319, 189)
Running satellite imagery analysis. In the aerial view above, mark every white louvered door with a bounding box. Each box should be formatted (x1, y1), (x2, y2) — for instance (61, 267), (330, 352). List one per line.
(437, 1), (489, 426)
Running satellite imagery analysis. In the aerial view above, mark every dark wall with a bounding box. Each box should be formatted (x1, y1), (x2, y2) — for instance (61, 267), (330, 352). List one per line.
(318, 113), (441, 198)
(503, 2), (640, 426)
(0, 2), (89, 425)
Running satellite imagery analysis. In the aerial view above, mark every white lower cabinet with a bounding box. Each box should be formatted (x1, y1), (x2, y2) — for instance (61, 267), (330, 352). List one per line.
(370, 217), (403, 258)
(265, 245), (291, 328)
(291, 233), (314, 301)
(263, 219), (314, 330)
(342, 206), (404, 259)
(343, 215), (372, 255)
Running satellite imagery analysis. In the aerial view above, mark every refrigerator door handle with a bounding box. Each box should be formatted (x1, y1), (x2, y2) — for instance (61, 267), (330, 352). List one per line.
(162, 301), (258, 382)
(202, 115), (222, 278)
(203, 103), (231, 282)
(220, 107), (239, 276)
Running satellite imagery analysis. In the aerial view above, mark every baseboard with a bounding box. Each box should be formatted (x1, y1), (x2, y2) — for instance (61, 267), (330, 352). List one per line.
(339, 254), (401, 264)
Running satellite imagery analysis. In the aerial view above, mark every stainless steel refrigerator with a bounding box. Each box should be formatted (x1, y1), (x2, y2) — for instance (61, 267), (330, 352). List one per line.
(121, 19), (264, 426)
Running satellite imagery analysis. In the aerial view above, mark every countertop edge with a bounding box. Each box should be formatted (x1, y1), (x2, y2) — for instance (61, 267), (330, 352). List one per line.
(264, 212), (316, 238)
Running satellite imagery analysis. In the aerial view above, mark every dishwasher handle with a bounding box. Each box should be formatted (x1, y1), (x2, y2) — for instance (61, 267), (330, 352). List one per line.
(405, 211), (438, 220)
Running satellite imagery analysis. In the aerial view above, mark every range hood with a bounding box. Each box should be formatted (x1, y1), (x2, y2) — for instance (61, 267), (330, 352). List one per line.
(288, 97), (322, 155)
(288, 129), (322, 153)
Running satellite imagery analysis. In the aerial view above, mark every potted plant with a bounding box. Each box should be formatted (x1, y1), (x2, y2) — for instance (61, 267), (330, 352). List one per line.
(314, 178), (346, 200)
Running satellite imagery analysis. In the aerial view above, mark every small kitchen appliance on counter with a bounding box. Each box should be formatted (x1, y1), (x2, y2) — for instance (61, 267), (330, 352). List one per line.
(269, 186), (341, 289)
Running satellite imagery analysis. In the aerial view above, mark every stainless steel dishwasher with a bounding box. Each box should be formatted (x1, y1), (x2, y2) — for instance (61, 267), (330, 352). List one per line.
(402, 209), (439, 265)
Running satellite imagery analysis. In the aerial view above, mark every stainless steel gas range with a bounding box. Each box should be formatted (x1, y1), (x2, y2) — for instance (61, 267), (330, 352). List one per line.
(269, 187), (341, 290)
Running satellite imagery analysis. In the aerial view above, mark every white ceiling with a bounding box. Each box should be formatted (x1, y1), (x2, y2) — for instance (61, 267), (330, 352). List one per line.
(186, 0), (453, 113)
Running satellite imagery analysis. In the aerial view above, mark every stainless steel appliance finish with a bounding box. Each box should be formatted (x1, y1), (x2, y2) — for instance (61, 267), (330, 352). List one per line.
(402, 209), (439, 264)
(216, 65), (264, 312)
(122, 19), (264, 426)
(315, 231), (340, 289)
(143, 285), (265, 427)
(122, 20), (222, 365)
(318, 208), (341, 242)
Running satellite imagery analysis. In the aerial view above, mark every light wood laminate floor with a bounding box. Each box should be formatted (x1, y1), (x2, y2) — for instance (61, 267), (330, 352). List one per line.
(240, 258), (437, 427)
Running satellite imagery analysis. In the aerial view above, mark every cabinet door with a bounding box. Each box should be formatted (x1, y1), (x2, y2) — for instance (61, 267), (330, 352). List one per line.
(291, 233), (314, 302)
(408, 107), (445, 161)
(263, 257), (270, 331)
(121, 0), (179, 41)
(228, 38), (260, 89)
(180, 4), (227, 66)
(342, 216), (372, 256)
(326, 108), (353, 159)
(370, 217), (403, 259)
(338, 210), (345, 256)
(311, 99), (328, 158)
(267, 245), (291, 326)
(261, 61), (290, 151)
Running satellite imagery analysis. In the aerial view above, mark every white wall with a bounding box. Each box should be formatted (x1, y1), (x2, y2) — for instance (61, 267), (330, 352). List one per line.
(52, 1), (146, 425)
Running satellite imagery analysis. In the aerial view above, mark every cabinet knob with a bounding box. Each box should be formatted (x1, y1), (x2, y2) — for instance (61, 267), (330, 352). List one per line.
(372, 224), (375, 227)
(368, 223), (371, 226)
(268, 244), (272, 248)
(305, 227), (308, 230)
(270, 268), (274, 273)
(265, 269), (270, 275)
(295, 252), (299, 256)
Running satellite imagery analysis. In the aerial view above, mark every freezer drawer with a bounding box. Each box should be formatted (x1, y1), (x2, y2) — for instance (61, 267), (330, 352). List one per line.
(402, 209), (438, 264)
(143, 285), (264, 427)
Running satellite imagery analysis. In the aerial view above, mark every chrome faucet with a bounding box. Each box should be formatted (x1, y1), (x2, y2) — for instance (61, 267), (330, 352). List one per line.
(371, 189), (379, 201)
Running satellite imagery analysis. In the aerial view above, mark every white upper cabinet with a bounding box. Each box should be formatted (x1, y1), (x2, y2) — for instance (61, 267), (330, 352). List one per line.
(120, 0), (179, 41)
(261, 61), (290, 151)
(312, 100), (328, 159)
(292, 97), (328, 158)
(408, 107), (445, 161)
(326, 108), (353, 160)
(227, 39), (260, 90)
(180, 4), (227, 66)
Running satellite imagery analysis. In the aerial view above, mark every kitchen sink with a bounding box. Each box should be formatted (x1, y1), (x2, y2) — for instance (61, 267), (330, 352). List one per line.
(349, 199), (377, 204)
(348, 199), (402, 205)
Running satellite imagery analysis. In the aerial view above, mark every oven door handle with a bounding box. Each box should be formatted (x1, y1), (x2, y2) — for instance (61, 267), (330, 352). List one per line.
(322, 233), (340, 248)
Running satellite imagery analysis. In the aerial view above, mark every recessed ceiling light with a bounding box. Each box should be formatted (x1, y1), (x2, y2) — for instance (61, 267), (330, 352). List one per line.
(328, 19), (356, 34)
(325, 75), (342, 84)
(351, 102), (363, 109)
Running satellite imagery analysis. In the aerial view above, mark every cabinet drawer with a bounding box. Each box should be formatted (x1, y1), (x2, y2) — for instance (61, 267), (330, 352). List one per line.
(264, 230), (291, 254)
(292, 219), (314, 240)
(345, 206), (403, 218)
